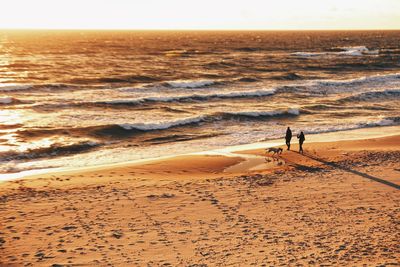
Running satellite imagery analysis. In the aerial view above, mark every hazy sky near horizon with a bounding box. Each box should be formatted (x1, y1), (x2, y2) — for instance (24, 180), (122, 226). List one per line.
(1, 0), (399, 30)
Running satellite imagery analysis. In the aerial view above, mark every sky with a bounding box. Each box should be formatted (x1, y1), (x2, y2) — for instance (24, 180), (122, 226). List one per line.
(1, 0), (399, 30)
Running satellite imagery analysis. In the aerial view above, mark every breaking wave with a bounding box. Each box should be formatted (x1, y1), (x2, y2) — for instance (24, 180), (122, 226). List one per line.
(0, 141), (100, 163)
(315, 73), (400, 87)
(221, 108), (300, 118)
(276, 73), (400, 95)
(0, 97), (28, 105)
(16, 108), (300, 139)
(292, 46), (379, 57)
(0, 97), (18, 104)
(0, 84), (33, 92)
(118, 108), (300, 131)
(79, 88), (278, 107)
(304, 117), (400, 136)
(340, 89), (400, 102)
(164, 79), (217, 88)
(0, 83), (79, 92)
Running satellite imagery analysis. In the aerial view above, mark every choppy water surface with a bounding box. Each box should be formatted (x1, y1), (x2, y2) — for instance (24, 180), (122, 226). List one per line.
(1, 30), (400, 174)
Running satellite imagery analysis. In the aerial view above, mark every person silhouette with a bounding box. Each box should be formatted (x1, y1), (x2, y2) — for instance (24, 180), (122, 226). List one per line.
(297, 131), (305, 154)
(285, 127), (292, 150)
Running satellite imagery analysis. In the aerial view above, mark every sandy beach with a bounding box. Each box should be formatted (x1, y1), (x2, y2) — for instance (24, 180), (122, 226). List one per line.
(1, 131), (399, 266)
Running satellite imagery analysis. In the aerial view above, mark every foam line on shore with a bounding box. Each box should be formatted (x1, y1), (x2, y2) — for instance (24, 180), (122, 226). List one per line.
(1, 125), (399, 182)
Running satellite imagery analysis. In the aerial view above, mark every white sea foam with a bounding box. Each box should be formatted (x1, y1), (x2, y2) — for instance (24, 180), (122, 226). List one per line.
(118, 116), (205, 131)
(273, 73), (400, 96)
(362, 118), (395, 127)
(165, 80), (216, 88)
(0, 84), (33, 91)
(0, 97), (13, 104)
(337, 46), (369, 56)
(226, 108), (300, 117)
(117, 107), (299, 132)
(309, 73), (400, 93)
(303, 118), (398, 136)
(101, 88), (277, 105)
(292, 46), (378, 57)
(364, 50), (379, 55)
(316, 73), (400, 85)
(287, 108), (300, 115)
(291, 51), (328, 57)
(118, 85), (150, 92)
(214, 89), (276, 98)
(116, 73), (400, 104)
(103, 99), (146, 105)
(341, 89), (400, 102)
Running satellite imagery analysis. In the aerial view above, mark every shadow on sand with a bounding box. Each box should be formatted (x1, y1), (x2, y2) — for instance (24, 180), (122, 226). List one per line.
(291, 151), (400, 190)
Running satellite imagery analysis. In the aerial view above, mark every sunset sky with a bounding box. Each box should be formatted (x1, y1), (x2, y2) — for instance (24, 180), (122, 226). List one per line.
(1, 0), (399, 30)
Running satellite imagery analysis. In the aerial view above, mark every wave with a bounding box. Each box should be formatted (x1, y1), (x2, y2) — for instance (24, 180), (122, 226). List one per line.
(361, 117), (399, 127)
(0, 96), (27, 105)
(0, 141), (100, 163)
(221, 108), (300, 119)
(119, 108), (300, 131)
(34, 72), (400, 110)
(163, 49), (207, 57)
(336, 46), (377, 56)
(118, 79), (221, 93)
(235, 47), (262, 52)
(277, 73), (400, 95)
(120, 76), (263, 92)
(91, 109), (300, 137)
(86, 88), (278, 107)
(164, 79), (217, 88)
(205, 61), (237, 69)
(0, 97), (15, 104)
(254, 73), (400, 96)
(236, 77), (259, 82)
(118, 116), (205, 131)
(0, 124), (22, 130)
(340, 89), (400, 102)
(272, 73), (303, 80)
(160, 106), (189, 113)
(110, 108), (300, 133)
(69, 75), (159, 84)
(0, 83), (80, 92)
(379, 48), (400, 55)
(29, 73), (400, 113)
(0, 84), (33, 92)
(17, 108), (300, 140)
(304, 117), (400, 136)
(292, 46), (379, 57)
(314, 73), (400, 88)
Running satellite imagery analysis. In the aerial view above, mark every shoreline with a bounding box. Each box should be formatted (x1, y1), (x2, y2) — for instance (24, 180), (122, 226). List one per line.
(1, 124), (399, 182)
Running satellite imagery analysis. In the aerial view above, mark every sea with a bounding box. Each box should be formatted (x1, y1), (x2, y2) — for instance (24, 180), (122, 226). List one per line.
(0, 30), (399, 176)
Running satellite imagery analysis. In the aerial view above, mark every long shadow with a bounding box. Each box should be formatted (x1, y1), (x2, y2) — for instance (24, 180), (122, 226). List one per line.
(281, 155), (325, 173)
(293, 151), (400, 190)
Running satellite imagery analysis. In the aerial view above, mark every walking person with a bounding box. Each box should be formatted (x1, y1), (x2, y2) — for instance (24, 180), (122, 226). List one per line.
(297, 131), (305, 154)
(285, 127), (292, 150)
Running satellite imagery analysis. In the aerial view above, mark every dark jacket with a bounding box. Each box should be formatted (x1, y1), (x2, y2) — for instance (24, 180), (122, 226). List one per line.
(285, 128), (292, 140)
(298, 132), (305, 143)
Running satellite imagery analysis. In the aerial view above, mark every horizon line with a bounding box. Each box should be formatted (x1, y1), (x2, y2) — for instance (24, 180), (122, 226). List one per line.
(1, 28), (400, 32)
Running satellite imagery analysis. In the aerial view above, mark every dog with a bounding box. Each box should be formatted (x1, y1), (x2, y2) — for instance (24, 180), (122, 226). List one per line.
(266, 147), (283, 156)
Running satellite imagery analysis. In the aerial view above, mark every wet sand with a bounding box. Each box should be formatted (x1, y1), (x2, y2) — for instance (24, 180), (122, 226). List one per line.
(1, 134), (399, 266)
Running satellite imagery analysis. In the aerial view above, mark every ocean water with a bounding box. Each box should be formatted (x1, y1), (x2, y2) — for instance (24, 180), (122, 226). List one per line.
(0, 30), (400, 174)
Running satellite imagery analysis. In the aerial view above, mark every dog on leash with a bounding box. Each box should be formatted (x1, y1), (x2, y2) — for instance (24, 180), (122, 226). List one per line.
(266, 147), (283, 156)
